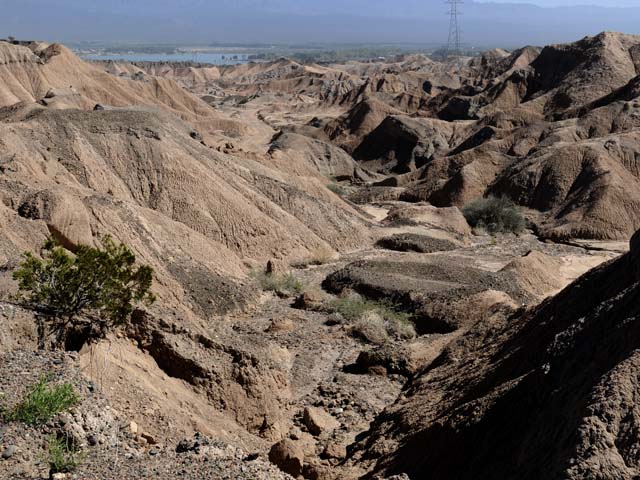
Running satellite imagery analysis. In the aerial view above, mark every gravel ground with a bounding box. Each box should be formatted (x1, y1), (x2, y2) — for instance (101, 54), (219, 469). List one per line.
(0, 350), (292, 480)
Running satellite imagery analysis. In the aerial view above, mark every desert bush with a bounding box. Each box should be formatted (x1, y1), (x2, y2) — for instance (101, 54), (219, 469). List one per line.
(12, 236), (155, 347)
(387, 317), (417, 340)
(325, 297), (379, 322)
(253, 270), (304, 297)
(352, 311), (390, 345)
(462, 196), (525, 234)
(5, 376), (78, 426)
(327, 183), (346, 196)
(47, 435), (83, 474)
(325, 297), (415, 342)
(292, 246), (335, 269)
(326, 297), (410, 322)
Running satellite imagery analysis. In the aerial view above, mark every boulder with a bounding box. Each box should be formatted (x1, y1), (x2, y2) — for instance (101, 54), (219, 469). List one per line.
(303, 407), (340, 436)
(322, 440), (347, 460)
(293, 290), (326, 311)
(303, 463), (339, 480)
(129, 421), (138, 435)
(353, 344), (412, 377)
(2, 445), (17, 459)
(268, 438), (304, 477)
(266, 317), (296, 333)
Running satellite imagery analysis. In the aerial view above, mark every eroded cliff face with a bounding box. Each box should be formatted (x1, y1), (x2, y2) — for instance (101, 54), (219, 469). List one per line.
(0, 96), (370, 320)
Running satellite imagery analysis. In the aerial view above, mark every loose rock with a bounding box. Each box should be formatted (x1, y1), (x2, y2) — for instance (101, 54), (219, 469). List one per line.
(303, 407), (340, 436)
(268, 438), (304, 477)
(2, 445), (17, 459)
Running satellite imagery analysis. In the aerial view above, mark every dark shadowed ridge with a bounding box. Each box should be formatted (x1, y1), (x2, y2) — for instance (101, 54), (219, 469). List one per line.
(348, 229), (640, 479)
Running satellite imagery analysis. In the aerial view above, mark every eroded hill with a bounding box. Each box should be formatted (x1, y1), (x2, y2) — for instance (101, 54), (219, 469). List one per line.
(116, 32), (640, 241)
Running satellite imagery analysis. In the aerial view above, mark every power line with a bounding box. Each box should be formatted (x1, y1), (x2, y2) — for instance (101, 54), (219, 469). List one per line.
(446, 0), (463, 58)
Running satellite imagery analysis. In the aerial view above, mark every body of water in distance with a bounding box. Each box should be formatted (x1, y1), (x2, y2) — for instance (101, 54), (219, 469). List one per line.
(79, 52), (251, 65)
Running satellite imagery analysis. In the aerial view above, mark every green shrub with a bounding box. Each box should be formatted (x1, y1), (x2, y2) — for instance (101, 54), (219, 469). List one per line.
(253, 270), (304, 297)
(6, 376), (79, 426)
(47, 435), (83, 474)
(462, 196), (525, 234)
(13, 236), (155, 347)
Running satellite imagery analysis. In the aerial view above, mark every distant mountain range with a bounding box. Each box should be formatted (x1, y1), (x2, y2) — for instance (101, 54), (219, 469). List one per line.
(2, 0), (640, 46)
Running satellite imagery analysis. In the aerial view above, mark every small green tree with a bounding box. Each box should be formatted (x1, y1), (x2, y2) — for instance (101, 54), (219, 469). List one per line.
(13, 236), (155, 348)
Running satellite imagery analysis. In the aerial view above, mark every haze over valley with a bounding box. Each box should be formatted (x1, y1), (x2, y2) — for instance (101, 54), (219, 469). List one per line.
(4, 0), (640, 45)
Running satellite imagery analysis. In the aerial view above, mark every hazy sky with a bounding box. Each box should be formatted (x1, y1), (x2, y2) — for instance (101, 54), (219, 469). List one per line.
(479, 0), (638, 5)
(1, 0), (639, 47)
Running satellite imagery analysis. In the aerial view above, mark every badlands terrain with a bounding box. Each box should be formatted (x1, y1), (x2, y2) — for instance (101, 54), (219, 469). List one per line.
(1, 31), (640, 479)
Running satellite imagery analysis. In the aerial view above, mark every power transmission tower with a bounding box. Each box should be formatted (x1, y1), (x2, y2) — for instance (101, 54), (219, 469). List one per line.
(446, 0), (463, 58)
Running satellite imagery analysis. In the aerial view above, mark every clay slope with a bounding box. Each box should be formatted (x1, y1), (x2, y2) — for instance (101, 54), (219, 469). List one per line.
(529, 32), (640, 115)
(0, 103), (369, 317)
(267, 131), (374, 181)
(102, 60), (226, 97)
(0, 41), (247, 138)
(322, 98), (406, 153)
(0, 45), (375, 449)
(217, 59), (364, 103)
(491, 132), (640, 240)
(352, 115), (467, 175)
(191, 33), (640, 241)
(348, 229), (640, 479)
